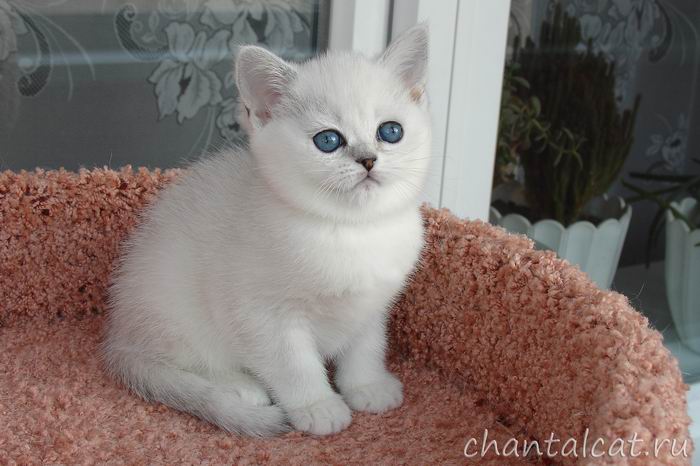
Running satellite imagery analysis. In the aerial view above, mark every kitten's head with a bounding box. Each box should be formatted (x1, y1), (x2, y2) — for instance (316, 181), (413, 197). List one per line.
(235, 24), (431, 222)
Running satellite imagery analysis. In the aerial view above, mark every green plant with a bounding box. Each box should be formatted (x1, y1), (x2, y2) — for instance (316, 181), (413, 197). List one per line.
(510, 3), (641, 225)
(495, 63), (584, 185)
(623, 159), (700, 262)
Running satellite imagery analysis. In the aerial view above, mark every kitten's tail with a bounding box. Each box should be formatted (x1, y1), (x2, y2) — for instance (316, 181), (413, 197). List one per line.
(103, 351), (289, 437)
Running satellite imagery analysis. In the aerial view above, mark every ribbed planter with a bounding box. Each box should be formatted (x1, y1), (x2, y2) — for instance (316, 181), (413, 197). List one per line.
(665, 197), (700, 352)
(490, 196), (632, 289)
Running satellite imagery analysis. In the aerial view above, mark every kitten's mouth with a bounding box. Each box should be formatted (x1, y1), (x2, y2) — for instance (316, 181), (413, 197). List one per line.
(354, 175), (379, 191)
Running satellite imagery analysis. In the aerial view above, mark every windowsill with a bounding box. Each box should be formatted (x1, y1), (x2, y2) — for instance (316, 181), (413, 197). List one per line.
(614, 262), (699, 463)
(614, 261), (700, 383)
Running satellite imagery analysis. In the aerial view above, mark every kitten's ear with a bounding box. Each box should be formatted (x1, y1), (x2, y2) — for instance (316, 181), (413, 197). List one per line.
(380, 23), (428, 101)
(235, 46), (296, 128)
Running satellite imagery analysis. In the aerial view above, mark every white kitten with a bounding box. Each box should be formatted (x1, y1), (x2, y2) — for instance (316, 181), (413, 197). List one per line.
(102, 24), (431, 437)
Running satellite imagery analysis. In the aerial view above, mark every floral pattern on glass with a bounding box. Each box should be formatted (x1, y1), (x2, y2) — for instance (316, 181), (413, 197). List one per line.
(148, 22), (229, 123)
(0, 0), (27, 61)
(562, 0), (673, 105)
(116, 0), (318, 143)
(0, 1), (96, 99)
(646, 114), (689, 172)
(0, 0), (321, 158)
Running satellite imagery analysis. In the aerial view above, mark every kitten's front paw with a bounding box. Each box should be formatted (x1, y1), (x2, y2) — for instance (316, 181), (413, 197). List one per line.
(342, 373), (403, 413)
(287, 394), (352, 436)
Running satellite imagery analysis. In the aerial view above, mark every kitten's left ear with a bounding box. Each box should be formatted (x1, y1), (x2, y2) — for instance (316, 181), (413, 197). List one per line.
(380, 23), (429, 101)
(235, 45), (296, 129)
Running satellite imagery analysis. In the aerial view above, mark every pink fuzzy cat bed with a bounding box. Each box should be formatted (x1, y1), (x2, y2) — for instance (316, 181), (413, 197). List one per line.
(0, 167), (692, 465)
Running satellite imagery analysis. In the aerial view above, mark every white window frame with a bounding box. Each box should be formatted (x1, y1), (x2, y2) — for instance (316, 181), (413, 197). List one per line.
(328, 0), (512, 220)
(328, 0), (392, 56)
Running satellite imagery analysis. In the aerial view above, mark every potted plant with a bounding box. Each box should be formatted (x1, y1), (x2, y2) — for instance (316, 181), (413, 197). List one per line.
(490, 4), (640, 289)
(624, 161), (700, 351)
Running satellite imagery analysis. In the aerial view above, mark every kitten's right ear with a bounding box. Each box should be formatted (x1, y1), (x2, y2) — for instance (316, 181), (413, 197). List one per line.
(235, 46), (296, 129)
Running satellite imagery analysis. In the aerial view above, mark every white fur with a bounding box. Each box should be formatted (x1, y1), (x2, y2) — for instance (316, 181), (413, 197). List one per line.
(102, 24), (431, 437)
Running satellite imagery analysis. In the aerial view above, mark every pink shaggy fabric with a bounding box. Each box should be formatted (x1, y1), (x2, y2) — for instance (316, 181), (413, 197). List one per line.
(0, 167), (692, 465)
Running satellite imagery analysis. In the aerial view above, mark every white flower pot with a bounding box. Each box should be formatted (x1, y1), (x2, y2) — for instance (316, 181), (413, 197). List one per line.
(665, 198), (700, 352)
(490, 195), (632, 289)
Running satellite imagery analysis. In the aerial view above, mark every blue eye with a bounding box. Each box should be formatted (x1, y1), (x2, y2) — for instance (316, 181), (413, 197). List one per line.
(313, 130), (344, 153)
(377, 121), (403, 143)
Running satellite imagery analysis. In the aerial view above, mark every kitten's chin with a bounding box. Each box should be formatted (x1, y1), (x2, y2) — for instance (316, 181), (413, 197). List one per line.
(261, 168), (416, 223)
(301, 184), (404, 223)
(353, 176), (380, 192)
(344, 173), (384, 203)
(342, 181), (416, 220)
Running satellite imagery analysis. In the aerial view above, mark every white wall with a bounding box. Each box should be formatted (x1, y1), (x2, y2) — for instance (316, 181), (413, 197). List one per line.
(439, 0), (511, 220)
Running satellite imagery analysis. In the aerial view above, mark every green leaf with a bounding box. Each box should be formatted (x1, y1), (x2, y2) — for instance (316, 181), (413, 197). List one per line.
(513, 76), (530, 89)
(553, 152), (563, 166)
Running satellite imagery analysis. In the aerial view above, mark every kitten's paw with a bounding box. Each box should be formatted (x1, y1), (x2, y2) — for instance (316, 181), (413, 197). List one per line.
(212, 396), (289, 437)
(232, 382), (272, 407)
(342, 373), (403, 413)
(287, 394), (352, 436)
(223, 371), (272, 407)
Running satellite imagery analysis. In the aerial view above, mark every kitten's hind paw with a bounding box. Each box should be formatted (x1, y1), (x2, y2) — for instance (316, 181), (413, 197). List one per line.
(210, 393), (289, 437)
(342, 374), (403, 413)
(287, 394), (352, 436)
(219, 370), (272, 407)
